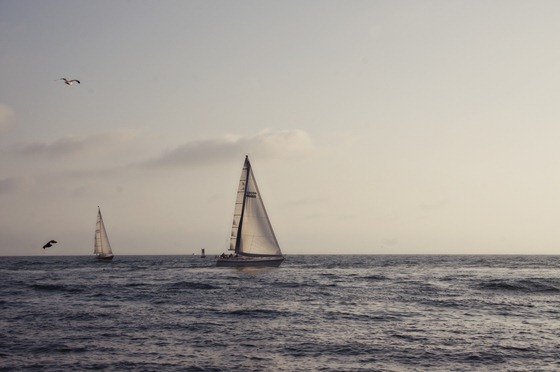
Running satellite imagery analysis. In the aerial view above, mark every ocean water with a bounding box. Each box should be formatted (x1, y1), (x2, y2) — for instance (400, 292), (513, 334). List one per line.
(1, 255), (559, 371)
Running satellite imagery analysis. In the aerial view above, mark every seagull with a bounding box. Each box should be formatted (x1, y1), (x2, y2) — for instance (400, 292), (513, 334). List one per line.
(42, 240), (58, 249)
(57, 78), (80, 85)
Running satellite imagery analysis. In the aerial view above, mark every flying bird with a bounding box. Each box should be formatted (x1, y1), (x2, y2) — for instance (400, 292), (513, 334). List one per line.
(57, 78), (80, 85)
(42, 240), (58, 249)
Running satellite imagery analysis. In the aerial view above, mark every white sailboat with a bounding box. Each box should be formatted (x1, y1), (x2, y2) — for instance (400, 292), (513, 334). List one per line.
(216, 156), (285, 267)
(94, 207), (114, 261)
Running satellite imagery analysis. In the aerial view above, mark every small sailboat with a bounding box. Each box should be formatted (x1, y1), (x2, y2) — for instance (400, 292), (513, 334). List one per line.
(94, 207), (114, 261)
(201, 248), (206, 258)
(216, 156), (285, 267)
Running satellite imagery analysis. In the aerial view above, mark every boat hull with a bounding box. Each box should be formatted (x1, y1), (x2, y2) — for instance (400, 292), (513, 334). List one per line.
(216, 256), (284, 267)
(96, 254), (114, 261)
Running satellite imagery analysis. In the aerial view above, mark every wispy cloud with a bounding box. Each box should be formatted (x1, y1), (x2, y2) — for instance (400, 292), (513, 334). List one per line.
(418, 199), (450, 210)
(14, 130), (135, 158)
(0, 104), (15, 132)
(143, 129), (314, 169)
(0, 176), (35, 194)
(281, 196), (327, 208)
(2, 130), (315, 188)
(382, 238), (399, 247)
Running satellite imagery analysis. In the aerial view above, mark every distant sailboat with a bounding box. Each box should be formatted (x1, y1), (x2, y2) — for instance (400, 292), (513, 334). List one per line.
(216, 156), (285, 267)
(201, 248), (206, 258)
(94, 207), (114, 261)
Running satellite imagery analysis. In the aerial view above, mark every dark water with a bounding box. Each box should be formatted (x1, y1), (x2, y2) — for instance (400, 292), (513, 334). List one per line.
(1, 255), (559, 371)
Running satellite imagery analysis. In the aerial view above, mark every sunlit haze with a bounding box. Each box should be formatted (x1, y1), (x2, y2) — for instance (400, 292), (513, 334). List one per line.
(2, 1), (560, 255)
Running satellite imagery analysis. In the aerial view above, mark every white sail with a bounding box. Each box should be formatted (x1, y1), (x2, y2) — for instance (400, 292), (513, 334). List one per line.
(94, 208), (113, 257)
(230, 156), (282, 257)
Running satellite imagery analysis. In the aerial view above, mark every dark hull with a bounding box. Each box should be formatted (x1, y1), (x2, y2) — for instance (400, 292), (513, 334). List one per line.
(216, 256), (284, 267)
(95, 255), (114, 261)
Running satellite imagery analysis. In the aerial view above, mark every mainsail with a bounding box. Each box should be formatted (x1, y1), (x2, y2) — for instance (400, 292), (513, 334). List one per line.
(229, 156), (282, 257)
(94, 207), (113, 257)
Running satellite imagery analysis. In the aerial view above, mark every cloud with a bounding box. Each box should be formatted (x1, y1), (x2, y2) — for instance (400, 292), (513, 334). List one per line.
(0, 176), (35, 194)
(0, 104), (15, 131)
(2, 130), (314, 186)
(418, 199), (450, 210)
(382, 238), (399, 247)
(281, 196), (327, 208)
(144, 129), (314, 169)
(15, 130), (135, 158)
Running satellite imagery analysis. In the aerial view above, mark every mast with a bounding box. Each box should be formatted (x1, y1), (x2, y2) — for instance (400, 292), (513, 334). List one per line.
(234, 155), (251, 254)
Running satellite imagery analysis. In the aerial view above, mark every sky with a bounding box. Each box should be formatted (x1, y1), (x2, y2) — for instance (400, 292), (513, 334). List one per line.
(2, 1), (560, 256)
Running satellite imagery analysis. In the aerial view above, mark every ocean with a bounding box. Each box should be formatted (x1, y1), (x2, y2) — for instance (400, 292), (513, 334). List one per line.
(1, 255), (559, 371)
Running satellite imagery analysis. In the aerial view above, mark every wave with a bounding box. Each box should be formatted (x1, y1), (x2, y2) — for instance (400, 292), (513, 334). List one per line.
(226, 309), (288, 318)
(124, 282), (149, 288)
(283, 340), (384, 358)
(419, 298), (464, 308)
(270, 281), (314, 288)
(31, 283), (83, 293)
(362, 274), (388, 281)
(476, 279), (560, 293)
(166, 281), (219, 290)
(326, 310), (401, 322)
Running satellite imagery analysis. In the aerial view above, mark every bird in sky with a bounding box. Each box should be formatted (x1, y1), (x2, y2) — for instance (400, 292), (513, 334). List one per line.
(42, 240), (58, 249)
(57, 78), (80, 85)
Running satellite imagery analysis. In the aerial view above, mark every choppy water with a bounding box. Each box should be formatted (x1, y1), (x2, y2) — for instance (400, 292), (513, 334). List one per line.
(1, 255), (559, 371)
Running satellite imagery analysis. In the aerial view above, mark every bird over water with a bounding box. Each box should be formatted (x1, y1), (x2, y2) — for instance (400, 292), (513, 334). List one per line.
(42, 240), (57, 249)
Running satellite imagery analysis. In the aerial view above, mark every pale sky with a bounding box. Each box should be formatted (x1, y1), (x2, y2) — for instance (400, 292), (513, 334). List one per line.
(2, 1), (560, 256)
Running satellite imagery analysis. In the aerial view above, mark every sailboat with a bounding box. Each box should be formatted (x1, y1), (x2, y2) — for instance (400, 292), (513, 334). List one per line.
(201, 248), (206, 258)
(94, 207), (114, 261)
(216, 155), (285, 267)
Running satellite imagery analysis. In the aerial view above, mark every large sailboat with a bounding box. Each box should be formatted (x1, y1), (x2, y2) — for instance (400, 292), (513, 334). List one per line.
(216, 156), (285, 267)
(94, 207), (114, 261)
